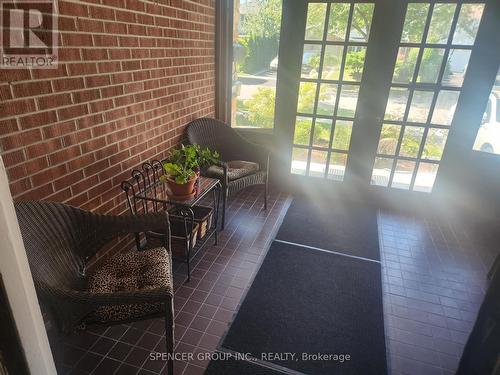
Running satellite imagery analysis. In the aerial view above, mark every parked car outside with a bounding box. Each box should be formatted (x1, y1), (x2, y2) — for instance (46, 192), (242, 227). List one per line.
(474, 93), (500, 154)
(270, 56), (279, 70)
(269, 52), (316, 73)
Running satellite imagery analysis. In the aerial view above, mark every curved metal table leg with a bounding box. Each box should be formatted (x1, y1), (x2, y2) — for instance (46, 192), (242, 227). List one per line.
(179, 207), (195, 282)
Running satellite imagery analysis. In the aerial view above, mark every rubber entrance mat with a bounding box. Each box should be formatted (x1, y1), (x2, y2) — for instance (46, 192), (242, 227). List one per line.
(204, 354), (286, 375)
(217, 241), (387, 375)
(275, 197), (380, 260)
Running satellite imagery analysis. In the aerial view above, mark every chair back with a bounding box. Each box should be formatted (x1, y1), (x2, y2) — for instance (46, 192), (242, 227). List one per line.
(15, 201), (92, 293)
(186, 117), (244, 161)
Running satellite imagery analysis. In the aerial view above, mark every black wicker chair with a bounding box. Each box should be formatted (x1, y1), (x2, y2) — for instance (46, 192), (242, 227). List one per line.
(186, 117), (270, 228)
(15, 201), (175, 374)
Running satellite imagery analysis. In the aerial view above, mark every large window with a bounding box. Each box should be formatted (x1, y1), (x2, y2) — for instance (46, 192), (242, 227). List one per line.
(370, 3), (485, 192)
(473, 68), (500, 155)
(231, 0), (282, 128)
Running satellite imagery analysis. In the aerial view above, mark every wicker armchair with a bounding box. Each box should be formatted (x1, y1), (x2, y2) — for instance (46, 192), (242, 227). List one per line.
(186, 118), (269, 228)
(15, 201), (175, 374)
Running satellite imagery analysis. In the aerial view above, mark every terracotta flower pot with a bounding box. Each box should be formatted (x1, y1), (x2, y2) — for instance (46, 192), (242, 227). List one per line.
(166, 175), (197, 197)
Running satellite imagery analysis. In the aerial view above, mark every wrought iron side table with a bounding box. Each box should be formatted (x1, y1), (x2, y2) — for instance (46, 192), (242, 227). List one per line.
(134, 177), (222, 281)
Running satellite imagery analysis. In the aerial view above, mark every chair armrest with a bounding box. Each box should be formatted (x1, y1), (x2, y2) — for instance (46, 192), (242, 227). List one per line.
(81, 211), (170, 260)
(89, 211), (169, 237)
(109, 212), (170, 236)
(219, 161), (229, 187)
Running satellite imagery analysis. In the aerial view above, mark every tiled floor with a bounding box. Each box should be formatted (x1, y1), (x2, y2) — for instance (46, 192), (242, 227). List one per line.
(380, 209), (497, 375)
(54, 186), (291, 375)
(52, 186), (498, 375)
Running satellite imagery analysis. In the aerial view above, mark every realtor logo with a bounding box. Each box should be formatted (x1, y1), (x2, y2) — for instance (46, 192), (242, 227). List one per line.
(0, 0), (58, 68)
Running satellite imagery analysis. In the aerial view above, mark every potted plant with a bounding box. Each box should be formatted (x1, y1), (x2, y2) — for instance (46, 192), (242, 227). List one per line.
(162, 145), (219, 199)
(194, 144), (220, 175)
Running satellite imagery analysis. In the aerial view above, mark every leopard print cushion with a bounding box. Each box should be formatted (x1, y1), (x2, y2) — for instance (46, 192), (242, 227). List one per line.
(87, 247), (173, 323)
(206, 160), (259, 181)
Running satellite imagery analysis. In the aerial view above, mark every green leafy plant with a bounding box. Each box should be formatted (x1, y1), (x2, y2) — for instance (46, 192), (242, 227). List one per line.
(244, 88), (276, 128)
(162, 145), (219, 184)
(345, 49), (366, 80)
(196, 145), (220, 170)
(297, 82), (317, 113)
(163, 162), (195, 184)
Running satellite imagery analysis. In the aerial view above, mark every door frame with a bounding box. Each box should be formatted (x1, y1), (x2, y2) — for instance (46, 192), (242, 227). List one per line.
(273, 0), (499, 208)
(274, 0), (408, 193)
(433, 0), (500, 215)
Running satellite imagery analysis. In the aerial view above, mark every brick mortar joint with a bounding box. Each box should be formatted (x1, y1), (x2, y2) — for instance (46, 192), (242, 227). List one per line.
(59, 0), (215, 22)
(0, 77), (215, 124)
(4, 102), (215, 186)
(2, 59), (215, 86)
(1, 99), (215, 168)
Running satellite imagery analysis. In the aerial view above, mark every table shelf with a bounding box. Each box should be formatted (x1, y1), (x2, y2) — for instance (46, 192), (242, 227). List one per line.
(133, 176), (222, 282)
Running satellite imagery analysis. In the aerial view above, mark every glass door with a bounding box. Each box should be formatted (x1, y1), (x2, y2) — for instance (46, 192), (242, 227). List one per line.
(370, 2), (485, 192)
(290, 2), (375, 181)
(275, 0), (490, 194)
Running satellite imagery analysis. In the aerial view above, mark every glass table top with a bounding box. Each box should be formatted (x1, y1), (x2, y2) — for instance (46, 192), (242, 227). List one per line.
(134, 176), (220, 207)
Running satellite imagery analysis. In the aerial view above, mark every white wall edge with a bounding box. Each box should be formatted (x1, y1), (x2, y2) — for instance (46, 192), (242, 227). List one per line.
(0, 155), (57, 375)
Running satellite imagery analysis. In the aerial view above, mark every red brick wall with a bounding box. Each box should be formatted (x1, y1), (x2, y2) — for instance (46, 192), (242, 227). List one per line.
(0, 0), (215, 215)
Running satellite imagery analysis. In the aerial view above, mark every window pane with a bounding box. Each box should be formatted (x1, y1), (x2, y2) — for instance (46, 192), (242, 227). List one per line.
(317, 84), (338, 116)
(473, 68), (500, 155)
(384, 88), (410, 121)
(327, 3), (350, 41)
(392, 160), (416, 190)
(431, 90), (460, 125)
(371, 157), (394, 187)
(291, 147), (308, 175)
(392, 47), (419, 84)
(422, 128), (449, 161)
(293, 116), (313, 146)
(327, 152), (348, 181)
(332, 120), (353, 151)
(401, 3), (430, 43)
(232, 0), (282, 128)
(337, 85), (359, 118)
(377, 124), (401, 155)
(309, 150), (328, 178)
(305, 3), (327, 40)
(349, 3), (374, 42)
(426, 3), (457, 44)
(399, 126), (424, 158)
(322, 45), (343, 80)
(414, 163), (439, 192)
(407, 90), (434, 123)
(452, 4), (484, 45)
(297, 82), (317, 114)
(344, 46), (367, 82)
(417, 48), (445, 84)
(442, 49), (471, 87)
(312, 118), (332, 148)
(302, 44), (322, 79)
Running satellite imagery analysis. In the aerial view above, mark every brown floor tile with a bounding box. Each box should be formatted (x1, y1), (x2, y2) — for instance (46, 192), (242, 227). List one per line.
(53, 187), (497, 375)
